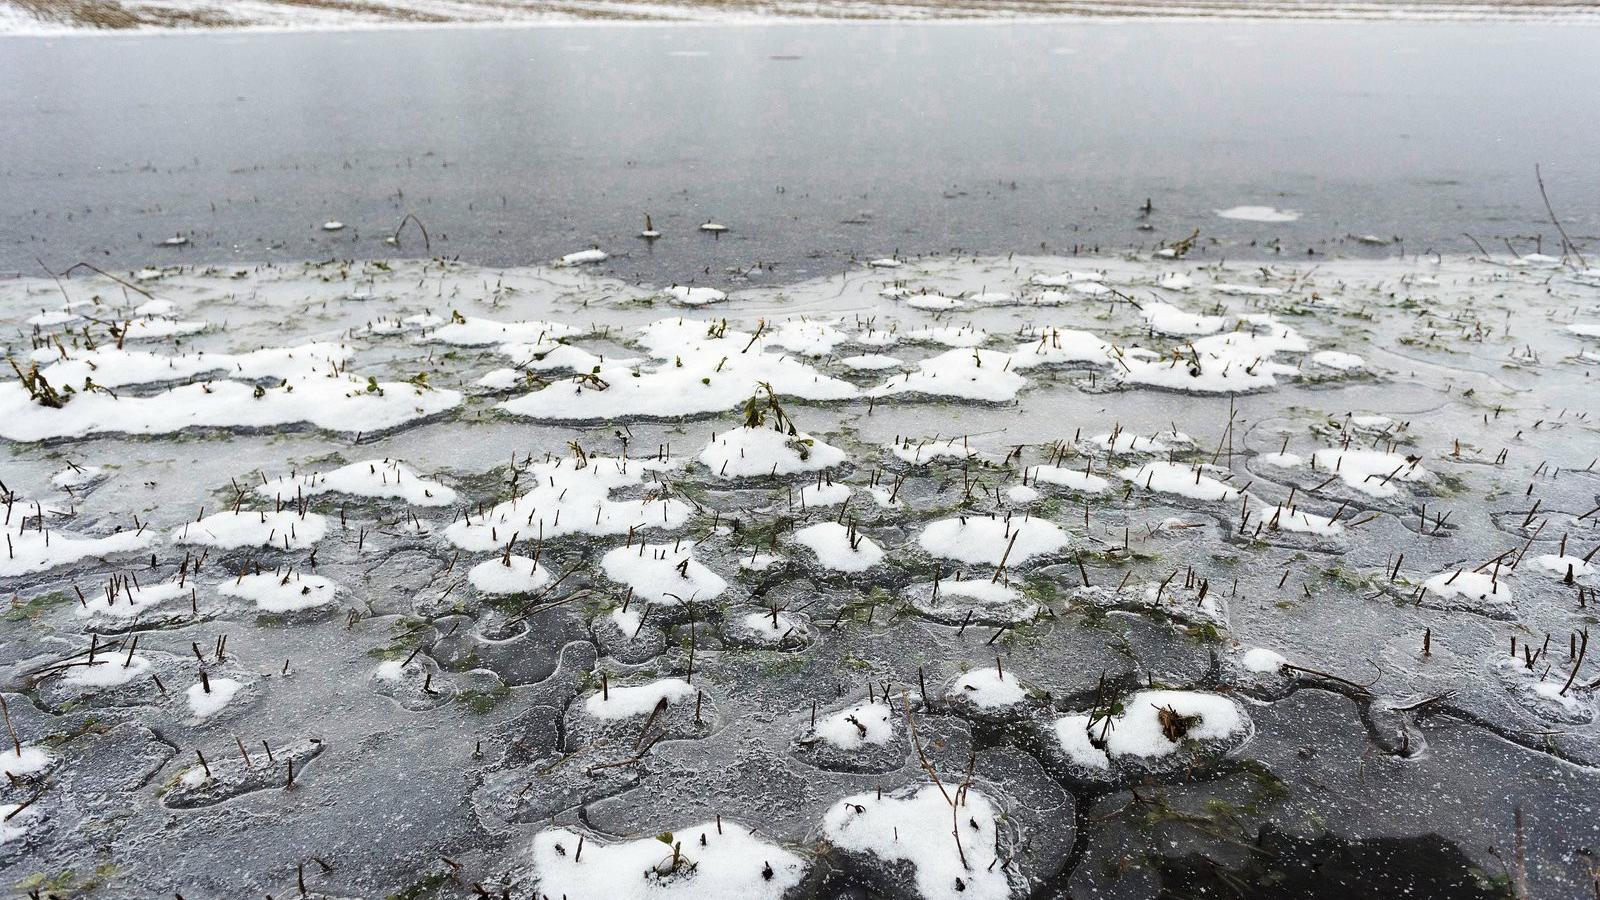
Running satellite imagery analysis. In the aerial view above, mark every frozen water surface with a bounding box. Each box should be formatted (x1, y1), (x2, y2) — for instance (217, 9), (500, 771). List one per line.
(2, 250), (1599, 898)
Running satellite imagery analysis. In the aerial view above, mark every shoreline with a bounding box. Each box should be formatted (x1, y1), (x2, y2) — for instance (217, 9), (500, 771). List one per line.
(4, 3), (1599, 38)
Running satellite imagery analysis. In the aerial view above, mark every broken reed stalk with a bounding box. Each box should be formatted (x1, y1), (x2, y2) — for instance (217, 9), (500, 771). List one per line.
(900, 690), (969, 871)
(392, 213), (432, 253)
(0, 695), (21, 755)
(1534, 164), (1588, 268)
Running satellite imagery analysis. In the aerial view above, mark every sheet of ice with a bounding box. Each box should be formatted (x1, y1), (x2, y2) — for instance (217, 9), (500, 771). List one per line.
(839, 353), (903, 371)
(902, 325), (988, 348)
(1031, 270), (1104, 287)
(1212, 283), (1286, 297)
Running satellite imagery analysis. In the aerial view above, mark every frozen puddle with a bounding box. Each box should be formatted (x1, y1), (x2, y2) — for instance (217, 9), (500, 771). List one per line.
(3, 252), (1599, 898)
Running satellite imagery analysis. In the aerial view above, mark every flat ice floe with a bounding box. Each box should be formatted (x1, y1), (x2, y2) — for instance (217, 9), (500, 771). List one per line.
(1214, 205), (1302, 222)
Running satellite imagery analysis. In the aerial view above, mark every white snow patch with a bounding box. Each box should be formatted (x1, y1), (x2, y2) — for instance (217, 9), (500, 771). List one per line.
(218, 571), (339, 612)
(792, 521), (884, 573)
(822, 785), (1011, 900)
(583, 677), (696, 720)
(256, 459), (455, 507)
(601, 541), (727, 604)
(185, 677), (243, 719)
(1215, 206), (1301, 223)
(468, 555), (552, 595)
(918, 516), (1066, 566)
(531, 819), (806, 900)
(699, 426), (847, 479)
(172, 510), (327, 550)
